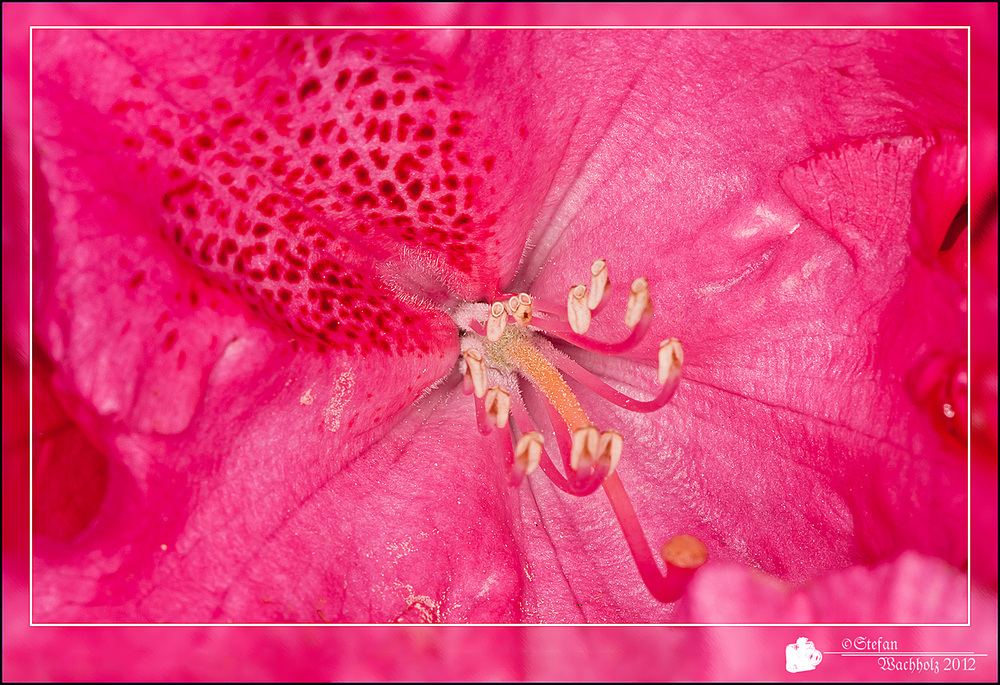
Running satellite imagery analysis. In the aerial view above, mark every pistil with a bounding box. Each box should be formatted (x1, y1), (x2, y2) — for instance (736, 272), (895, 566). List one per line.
(603, 472), (708, 603)
(504, 335), (589, 431)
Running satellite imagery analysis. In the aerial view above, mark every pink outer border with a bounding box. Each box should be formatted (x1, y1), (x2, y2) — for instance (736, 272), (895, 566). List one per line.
(4, 3), (996, 681)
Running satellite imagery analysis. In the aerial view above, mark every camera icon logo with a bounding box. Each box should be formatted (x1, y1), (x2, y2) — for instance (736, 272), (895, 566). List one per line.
(785, 637), (823, 673)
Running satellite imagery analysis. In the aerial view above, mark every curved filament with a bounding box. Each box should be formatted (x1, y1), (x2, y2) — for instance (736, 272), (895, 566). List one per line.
(553, 354), (680, 412)
(530, 305), (653, 355)
(474, 392), (492, 436)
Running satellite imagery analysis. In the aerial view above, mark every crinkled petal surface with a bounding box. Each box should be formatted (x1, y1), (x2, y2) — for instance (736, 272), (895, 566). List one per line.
(499, 30), (970, 619)
(28, 21), (975, 627)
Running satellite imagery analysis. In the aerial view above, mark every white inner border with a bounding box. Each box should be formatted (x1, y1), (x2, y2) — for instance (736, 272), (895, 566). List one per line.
(27, 24), (974, 630)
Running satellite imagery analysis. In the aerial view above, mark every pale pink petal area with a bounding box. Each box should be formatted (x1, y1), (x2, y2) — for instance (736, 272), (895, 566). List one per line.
(6, 578), (529, 679)
(683, 552), (967, 624)
(689, 559), (997, 682)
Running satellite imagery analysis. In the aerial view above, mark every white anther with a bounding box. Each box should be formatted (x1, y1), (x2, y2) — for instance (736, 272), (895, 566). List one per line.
(508, 292), (533, 326)
(486, 301), (508, 342)
(656, 338), (684, 385)
(514, 431), (544, 476)
(657, 338), (684, 385)
(567, 284), (591, 335)
(462, 349), (487, 398)
(570, 424), (600, 471)
(624, 277), (650, 328)
(484, 386), (510, 429)
(587, 259), (609, 310)
(597, 430), (623, 476)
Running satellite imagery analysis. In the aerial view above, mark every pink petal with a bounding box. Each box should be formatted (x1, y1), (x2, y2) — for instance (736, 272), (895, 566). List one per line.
(514, 31), (969, 612)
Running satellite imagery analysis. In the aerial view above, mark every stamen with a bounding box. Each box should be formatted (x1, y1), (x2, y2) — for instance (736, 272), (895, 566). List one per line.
(513, 431), (543, 478)
(467, 319), (487, 337)
(508, 293), (533, 326)
(658, 338), (683, 385)
(484, 386), (510, 429)
(569, 426), (622, 476)
(530, 305), (653, 356)
(462, 348), (487, 398)
(554, 458), (608, 497)
(510, 391), (606, 497)
(624, 277), (650, 328)
(486, 301), (507, 342)
(597, 429), (623, 477)
(567, 284), (591, 334)
(502, 291), (560, 317)
(570, 424), (600, 471)
(587, 259), (609, 311)
(602, 471), (708, 603)
(553, 344), (683, 412)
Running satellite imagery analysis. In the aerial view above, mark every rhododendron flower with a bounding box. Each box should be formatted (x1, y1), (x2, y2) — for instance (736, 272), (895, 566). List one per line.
(27, 21), (975, 629)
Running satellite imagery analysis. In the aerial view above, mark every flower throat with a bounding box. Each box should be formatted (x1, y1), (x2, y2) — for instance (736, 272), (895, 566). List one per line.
(455, 259), (707, 604)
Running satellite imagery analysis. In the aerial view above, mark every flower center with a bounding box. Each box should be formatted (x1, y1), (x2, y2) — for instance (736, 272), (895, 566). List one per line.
(451, 259), (707, 604)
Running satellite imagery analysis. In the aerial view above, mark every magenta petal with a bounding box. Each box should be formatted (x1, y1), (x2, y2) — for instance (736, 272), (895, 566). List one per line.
(912, 142), (968, 264)
(32, 378), (526, 623)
